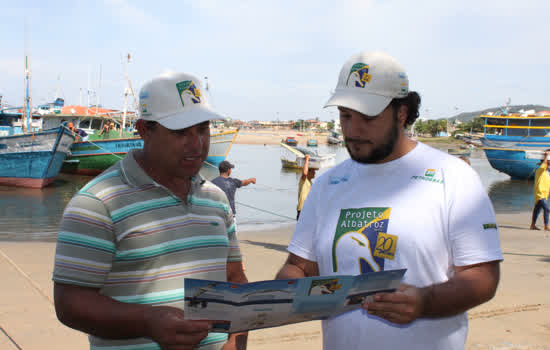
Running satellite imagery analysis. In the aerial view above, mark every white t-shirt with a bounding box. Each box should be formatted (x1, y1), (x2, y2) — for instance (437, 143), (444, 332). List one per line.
(288, 142), (503, 350)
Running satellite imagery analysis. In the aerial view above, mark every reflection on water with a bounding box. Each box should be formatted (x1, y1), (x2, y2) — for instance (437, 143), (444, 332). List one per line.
(0, 174), (90, 241)
(0, 143), (536, 241)
(487, 179), (533, 213)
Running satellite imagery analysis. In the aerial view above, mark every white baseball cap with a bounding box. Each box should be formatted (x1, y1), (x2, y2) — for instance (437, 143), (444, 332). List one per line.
(138, 72), (224, 130)
(324, 51), (409, 117)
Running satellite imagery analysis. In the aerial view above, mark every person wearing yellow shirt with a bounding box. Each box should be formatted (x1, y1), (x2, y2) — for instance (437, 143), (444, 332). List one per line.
(297, 154), (317, 220)
(530, 151), (550, 231)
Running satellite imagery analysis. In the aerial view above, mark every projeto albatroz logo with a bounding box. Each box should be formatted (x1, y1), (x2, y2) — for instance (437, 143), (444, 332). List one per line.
(176, 80), (202, 107)
(346, 63), (372, 88)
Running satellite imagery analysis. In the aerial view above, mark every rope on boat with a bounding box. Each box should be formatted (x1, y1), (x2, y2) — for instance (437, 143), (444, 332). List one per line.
(62, 125), (123, 160)
(235, 201), (296, 221)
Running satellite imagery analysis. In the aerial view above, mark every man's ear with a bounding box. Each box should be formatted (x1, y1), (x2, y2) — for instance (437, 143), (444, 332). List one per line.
(135, 120), (149, 139)
(398, 105), (408, 127)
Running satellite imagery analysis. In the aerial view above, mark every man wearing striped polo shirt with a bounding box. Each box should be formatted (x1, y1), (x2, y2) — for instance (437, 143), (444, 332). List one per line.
(53, 72), (248, 350)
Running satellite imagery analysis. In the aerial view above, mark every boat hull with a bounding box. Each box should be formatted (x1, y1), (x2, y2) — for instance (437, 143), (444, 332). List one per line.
(483, 148), (540, 180)
(0, 127), (74, 188)
(281, 158), (301, 169)
(62, 130), (239, 175)
(480, 114), (550, 180)
(482, 135), (550, 180)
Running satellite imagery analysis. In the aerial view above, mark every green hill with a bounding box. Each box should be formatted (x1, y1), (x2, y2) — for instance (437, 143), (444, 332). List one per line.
(448, 105), (550, 123)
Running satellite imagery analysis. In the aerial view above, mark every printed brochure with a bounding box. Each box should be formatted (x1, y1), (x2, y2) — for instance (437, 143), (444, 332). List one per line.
(184, 269), (406, 333)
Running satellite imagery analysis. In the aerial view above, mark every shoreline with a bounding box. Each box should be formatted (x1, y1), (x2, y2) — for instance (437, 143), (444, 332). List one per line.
(1, 212), (549, 349)
(225, 128), (466, 149)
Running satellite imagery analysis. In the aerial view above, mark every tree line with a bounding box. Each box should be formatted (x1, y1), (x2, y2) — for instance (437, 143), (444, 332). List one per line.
(413, 117), (485, 137)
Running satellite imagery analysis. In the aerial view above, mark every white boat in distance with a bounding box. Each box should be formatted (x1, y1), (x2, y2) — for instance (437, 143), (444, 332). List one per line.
(280, 143), (335, 169)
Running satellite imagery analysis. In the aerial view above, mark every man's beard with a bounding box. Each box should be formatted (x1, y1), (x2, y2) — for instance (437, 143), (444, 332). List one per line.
(345, 117), (400, 164)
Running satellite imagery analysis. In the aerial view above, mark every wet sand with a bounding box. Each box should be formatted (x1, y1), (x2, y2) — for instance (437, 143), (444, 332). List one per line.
(1, 211), (549, 349)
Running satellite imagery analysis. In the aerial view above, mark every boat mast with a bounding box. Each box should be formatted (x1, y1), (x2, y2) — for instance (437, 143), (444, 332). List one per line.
(122, 53), (138, 135)
(23, 54), (32, 133)
(97, 64), (102, 115)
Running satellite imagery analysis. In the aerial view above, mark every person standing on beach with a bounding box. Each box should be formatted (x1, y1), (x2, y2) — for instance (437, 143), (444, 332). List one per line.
(530, 151), (550, 230)
(276, 51), (502, 350)
(52, 72), (248, 350)
(212, 160), (256, 216)
(296, 154), (316, 220)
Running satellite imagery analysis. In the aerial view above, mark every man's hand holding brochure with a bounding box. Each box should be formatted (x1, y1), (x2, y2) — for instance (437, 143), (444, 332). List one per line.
(184, 269), (406, 333)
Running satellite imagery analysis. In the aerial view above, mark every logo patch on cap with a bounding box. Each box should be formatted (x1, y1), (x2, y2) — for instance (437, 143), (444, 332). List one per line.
(176, 80), (201, 107)
(346, 63), (371, 88)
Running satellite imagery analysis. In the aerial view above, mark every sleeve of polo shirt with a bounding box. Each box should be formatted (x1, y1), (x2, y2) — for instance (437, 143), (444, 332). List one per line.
(52, 192), (116, 288)
(225, 209), (242, 263)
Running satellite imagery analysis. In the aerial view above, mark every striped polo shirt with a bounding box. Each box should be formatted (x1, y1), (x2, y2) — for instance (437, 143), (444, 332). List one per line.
(53, 149), (242, 350)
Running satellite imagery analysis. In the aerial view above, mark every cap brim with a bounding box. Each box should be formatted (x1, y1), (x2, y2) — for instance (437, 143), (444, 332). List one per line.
(324, 89), (392, 117)
(156, 105), (224, 130)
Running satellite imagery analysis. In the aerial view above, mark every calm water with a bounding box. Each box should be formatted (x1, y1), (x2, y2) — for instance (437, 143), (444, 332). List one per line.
(0, 143), (534, 241)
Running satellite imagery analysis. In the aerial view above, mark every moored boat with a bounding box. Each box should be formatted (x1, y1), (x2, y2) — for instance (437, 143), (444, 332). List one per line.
(280, 143), (335, 169)
(481, 112), (550, 179)
(307, 138), (318, 147)
(447, 148), (471, 157)
(38, 107), (239, 175)
(0, 115), (75, 188)
(62, 122), (239, 175)
(283, 136), (298, 146)
(0, 54), (75, 188)
(327, 131), (342, 145)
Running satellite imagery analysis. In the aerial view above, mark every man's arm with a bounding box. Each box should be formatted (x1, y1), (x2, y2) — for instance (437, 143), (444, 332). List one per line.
(54, 283), (211, 349)
(301, 155), (310, 180)
(223, 262), (249, 350)
(541, 151), (549, 171)
(275, 253), (320, 279)
(364, 260), (500, 324)
(240, 178), (256, 186)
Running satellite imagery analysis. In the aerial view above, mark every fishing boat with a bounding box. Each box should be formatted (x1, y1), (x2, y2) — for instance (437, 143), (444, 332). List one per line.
(447, 148), (471, 157)
(59, 116), (239, 175)
(460, 133), (483, 147)
(280, 143), (335, 169)
(307, 138), (318, 147)
(327, 131), (342, 145)
(481, 112), (550, 179)
(0, 56), (74, 188)
(0, 123), (75, 188)
(283, 136), (298, 146)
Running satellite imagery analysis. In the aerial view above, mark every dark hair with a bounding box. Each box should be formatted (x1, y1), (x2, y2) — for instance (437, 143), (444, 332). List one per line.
(390, 91), (421, 127)
(144, 121), (158, 130)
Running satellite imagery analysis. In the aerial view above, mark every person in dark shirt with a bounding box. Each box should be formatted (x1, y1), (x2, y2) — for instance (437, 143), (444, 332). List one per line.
(67, 122), (88, 141)
(211, 160), (256, 215)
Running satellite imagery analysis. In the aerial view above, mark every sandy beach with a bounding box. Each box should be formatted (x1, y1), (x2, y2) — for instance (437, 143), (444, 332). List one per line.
(1, 211), (549, 349)
(228, 128), (466, 150)
(233, 129), (329, 146)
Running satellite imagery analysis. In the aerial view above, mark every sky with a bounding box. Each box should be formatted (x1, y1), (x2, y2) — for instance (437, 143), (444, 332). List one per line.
(1, 0), (549, 121)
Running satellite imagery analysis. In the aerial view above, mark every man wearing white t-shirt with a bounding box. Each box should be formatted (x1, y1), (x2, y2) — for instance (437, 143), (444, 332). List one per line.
(276, 51), (502, 350)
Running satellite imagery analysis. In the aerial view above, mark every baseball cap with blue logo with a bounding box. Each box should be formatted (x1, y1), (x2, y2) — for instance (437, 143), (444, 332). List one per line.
(138, 71), (224, 130)
(324, 51), (409, 117)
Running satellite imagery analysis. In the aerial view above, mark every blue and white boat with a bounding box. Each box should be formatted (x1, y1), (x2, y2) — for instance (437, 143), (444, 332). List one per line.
(0, 54), (75, 188)
(481, 112), (550, 179)
(0, 111), (75, 188)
